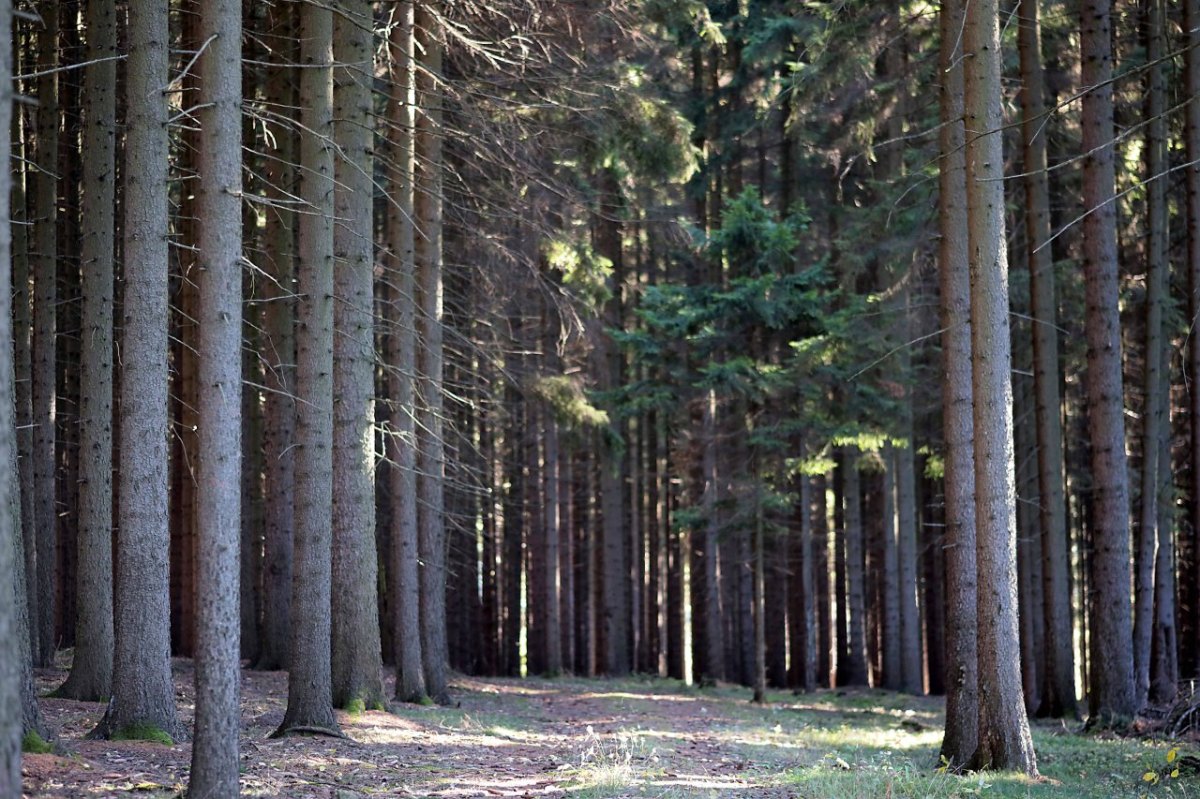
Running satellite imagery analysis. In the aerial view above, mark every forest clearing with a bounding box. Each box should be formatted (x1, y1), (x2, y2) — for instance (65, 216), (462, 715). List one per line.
(18, 663), (1197, 799)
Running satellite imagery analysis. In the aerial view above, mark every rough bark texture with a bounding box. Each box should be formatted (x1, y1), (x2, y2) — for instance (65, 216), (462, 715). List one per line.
(1080, 0), (1137, 727)
(94, 0), (183, 742)
(544, 411), (563, 675)
(896, 436), (921, 695)
(13, 103), (36, 668)
(881, 448), (900, 690)
(964, 0), (1037, 773)
(274, 0), (340, 737)
(189, 0), (244, 788)
(841, 448), (868, 687)
(1142, 0), (1171, 705)
(1017, 0), (1076, 720)
(1189, 0), (1200, 689)
(0, 0), (22, 784)
(1150, 366), (1177, 703)
(1135, 0), (1167, 711)
(387, 0), (426, 705)
(331, 0), (385, 712)
(254, 0), (296, 673)
(56, 0), (116, 702)
(32, 0), (58, 667)
(415, 1), (450, 703)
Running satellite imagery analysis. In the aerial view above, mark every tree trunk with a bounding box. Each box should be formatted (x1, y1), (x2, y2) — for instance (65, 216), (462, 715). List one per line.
(881, 447), (900, 690)
(274, 0), (339, 737)
(1188, 0), (1200, 689)
(13, 99), (36, 668)
(841, 448), (868, 686)
(1017, 0), (1076, 720)
(896, 437), (922, 695)
(93, 0), (183, 742)
(386, 0), (425, 703)
(0, 0), (22, 781)
(1080, 0), (1137, 727)
(55, 0), (115, 701)
(189, 0), (243, 786)
(415, 0), (449, 702)
(1149, 365), (1177, 703)
(31, 0), (58, 667)
(1134, 0), (1167, 711)
(331, 0), (385, 712)
(254, 0), (296, 672)
(964, 0), (1038, 773)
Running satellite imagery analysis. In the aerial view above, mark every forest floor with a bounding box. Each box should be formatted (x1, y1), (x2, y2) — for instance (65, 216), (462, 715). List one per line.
(18, 657), (1200, 798)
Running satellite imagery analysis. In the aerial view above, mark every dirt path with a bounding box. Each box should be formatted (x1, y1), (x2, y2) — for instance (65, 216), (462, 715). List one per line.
(24, 661), (886, 798)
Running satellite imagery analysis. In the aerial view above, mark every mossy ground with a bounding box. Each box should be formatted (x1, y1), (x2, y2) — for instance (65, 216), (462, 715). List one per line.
(110, 722), (174, 746)
(21, 731), (52, 754)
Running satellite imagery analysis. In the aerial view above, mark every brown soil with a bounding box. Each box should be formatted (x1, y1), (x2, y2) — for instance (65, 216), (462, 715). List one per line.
(22, 660), (805, 798)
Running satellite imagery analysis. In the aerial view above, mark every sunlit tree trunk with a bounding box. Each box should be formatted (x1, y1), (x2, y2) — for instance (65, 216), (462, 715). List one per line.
(274, 0), (339, 737)
(331, 0), (385, 711)
(93, 0), (183, 742)
(189, 0), (243, 787)
(965, 0), (1037, 772)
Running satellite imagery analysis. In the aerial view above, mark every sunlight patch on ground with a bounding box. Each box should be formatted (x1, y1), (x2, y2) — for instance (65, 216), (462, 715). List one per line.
(577, 691), (699, 703)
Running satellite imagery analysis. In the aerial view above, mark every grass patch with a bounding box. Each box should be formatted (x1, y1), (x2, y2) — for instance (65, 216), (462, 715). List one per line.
(22, 731), (52, 754)
(111, 723), (174, 746)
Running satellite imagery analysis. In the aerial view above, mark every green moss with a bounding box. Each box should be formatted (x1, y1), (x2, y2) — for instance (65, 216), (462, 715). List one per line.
(22, 731), (52, 754)
(111, 723), (174, 746)
(343, 697), (367, 716)
(418, 695), (436, 707)
(369, 700), (387, 712)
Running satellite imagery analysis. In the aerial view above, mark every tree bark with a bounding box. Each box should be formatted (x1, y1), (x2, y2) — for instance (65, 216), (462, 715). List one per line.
(841, 448), (868, 686)
(189, 0), (244, 786)
(55, 0), (115, 701)
(386, 0), (426, 704)
(964, 0), (1037, 773)
(93, 0), (183, 742)
(274, 0), (339, 737)
(0, 0), (23, 782)
(415, 0), (450, 702)
(1188, 0), (1200, 690)
(31, 0), (58, 667)
(331, 0), (385, 712)
(1016, 0), (1076, 720)
(1134, 0), (1167, 711)
(1080, 0), (1137, 727)
(254, 0), (296, 672)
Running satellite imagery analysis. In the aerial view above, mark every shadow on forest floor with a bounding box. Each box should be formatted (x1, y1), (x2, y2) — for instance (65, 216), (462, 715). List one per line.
(19, 656), (1200, 798)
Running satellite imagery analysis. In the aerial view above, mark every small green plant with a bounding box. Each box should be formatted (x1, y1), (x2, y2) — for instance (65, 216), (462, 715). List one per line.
(343, 697), (367, 716)
(111, 723), (174, 746)
(21, 731), (52, 754)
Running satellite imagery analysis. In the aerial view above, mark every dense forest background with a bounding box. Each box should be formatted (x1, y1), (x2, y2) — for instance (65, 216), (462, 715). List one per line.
(1, 0), (1198, 794)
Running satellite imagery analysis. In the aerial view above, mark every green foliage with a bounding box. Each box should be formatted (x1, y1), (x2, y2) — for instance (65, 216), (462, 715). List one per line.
(112, 723), (174, 746)
(22, 731), (53, 754)
(343, 697), (367, 716)
(530, 375), (610, 429)
(543, 236), (612, 313)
